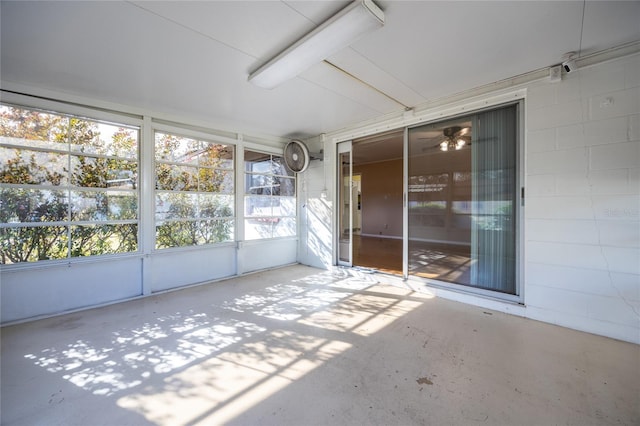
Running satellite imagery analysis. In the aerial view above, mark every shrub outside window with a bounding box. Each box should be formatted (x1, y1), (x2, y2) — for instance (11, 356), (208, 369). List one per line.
(154, 132), (234, 249)
(244, 150), (296, 240)
(0, 104), (139, 264)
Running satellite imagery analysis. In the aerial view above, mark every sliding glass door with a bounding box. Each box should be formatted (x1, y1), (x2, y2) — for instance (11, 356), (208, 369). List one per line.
(407, 103), (520, 295)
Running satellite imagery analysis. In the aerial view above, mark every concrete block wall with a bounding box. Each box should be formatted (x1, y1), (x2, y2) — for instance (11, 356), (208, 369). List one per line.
(297, 136), (334, 270)
(525, 53), (639, 343)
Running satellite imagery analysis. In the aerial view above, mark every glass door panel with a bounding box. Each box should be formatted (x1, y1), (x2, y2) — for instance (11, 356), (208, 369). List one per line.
(337, 142), (352, 265)
(407, 104), (519, 295)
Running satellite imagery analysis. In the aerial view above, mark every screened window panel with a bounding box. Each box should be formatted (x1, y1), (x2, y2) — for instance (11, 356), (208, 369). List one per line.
(200, 169), (234, 193)
(0, 225), (69, 263)
(70, 224), (138, 257)
(1, 149), (69, 186)
(1, 188), (69, 223)
(155, 192), (195, 221)
(71, 190), (137, 221)
(245, 195), (274, 217)
(0, 104), (139, 264)
(155, 219), (233, 249)
(155, 164), (199, 191)
(70, 156), (137, 189)
(244, 150), (296, 240)
(154, 131), (234, 249)
(199, 194), (234, 219)
(69, 122), (138, 159)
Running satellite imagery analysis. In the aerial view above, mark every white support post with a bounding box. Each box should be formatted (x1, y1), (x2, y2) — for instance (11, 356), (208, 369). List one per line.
(235, 134), (245, 275)
(140, 116), (155, 295)
(402, 127), (409, 280)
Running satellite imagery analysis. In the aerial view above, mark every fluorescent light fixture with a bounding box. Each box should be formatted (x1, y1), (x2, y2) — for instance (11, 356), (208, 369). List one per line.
(248, 0), (384, 89)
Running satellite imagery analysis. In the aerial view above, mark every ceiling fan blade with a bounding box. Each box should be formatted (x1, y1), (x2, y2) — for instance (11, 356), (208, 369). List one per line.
(455, 127), (471, 137)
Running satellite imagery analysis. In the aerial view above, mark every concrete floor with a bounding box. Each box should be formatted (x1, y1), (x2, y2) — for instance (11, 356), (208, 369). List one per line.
(1, 265), (638, 426)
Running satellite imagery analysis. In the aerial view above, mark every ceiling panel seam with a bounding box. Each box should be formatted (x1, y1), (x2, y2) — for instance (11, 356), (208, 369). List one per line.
(324, 60), (409, 109)
(126, 1), (258, 60)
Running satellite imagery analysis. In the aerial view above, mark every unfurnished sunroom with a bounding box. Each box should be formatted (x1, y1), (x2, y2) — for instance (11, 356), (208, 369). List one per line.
(1, 1), (639, 424)
(1, 0), (639, 349)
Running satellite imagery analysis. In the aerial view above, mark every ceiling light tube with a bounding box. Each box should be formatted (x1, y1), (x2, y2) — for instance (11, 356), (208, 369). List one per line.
(248, 0), (384, 89)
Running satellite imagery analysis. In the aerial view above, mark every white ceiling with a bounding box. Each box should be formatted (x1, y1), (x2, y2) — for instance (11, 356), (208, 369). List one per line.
(1, 1), (639, 140)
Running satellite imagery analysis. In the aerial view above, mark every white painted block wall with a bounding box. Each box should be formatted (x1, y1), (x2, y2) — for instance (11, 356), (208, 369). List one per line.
(297, 136), (334, 270)
(525, 53), (639, 343)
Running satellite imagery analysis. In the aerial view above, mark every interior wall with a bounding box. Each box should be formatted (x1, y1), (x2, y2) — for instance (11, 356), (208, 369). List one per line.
(354, 159), (403, 238)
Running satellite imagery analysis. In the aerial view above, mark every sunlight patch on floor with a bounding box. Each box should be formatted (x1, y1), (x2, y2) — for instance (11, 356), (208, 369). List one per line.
(19, 267), (432, 424)
(23, 318), (266, 397)
(117, 330), (352, 425)
(299, 289), (424, 336)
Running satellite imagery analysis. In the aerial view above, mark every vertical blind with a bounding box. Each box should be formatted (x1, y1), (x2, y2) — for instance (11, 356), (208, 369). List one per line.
(470, 105), (517, 293)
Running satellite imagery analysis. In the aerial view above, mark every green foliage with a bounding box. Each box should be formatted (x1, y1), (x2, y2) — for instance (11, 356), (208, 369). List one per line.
(70, 224), (137, 257)
(0, 106), (139, 264)
(154, 133), (234, 249)
(155, 195), (234, 249)
(1, 109), (237, 262)
(0, 107), (66, 141)
(156, 219), (233, 249)
(155, 134), (229, 193)
(156, 163), (198, 191)
(0, 150), (65, 186)
(1, 225), (69, 263)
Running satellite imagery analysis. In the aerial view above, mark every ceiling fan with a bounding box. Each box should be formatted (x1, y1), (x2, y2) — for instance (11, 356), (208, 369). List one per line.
(437, 126), (471, 151)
